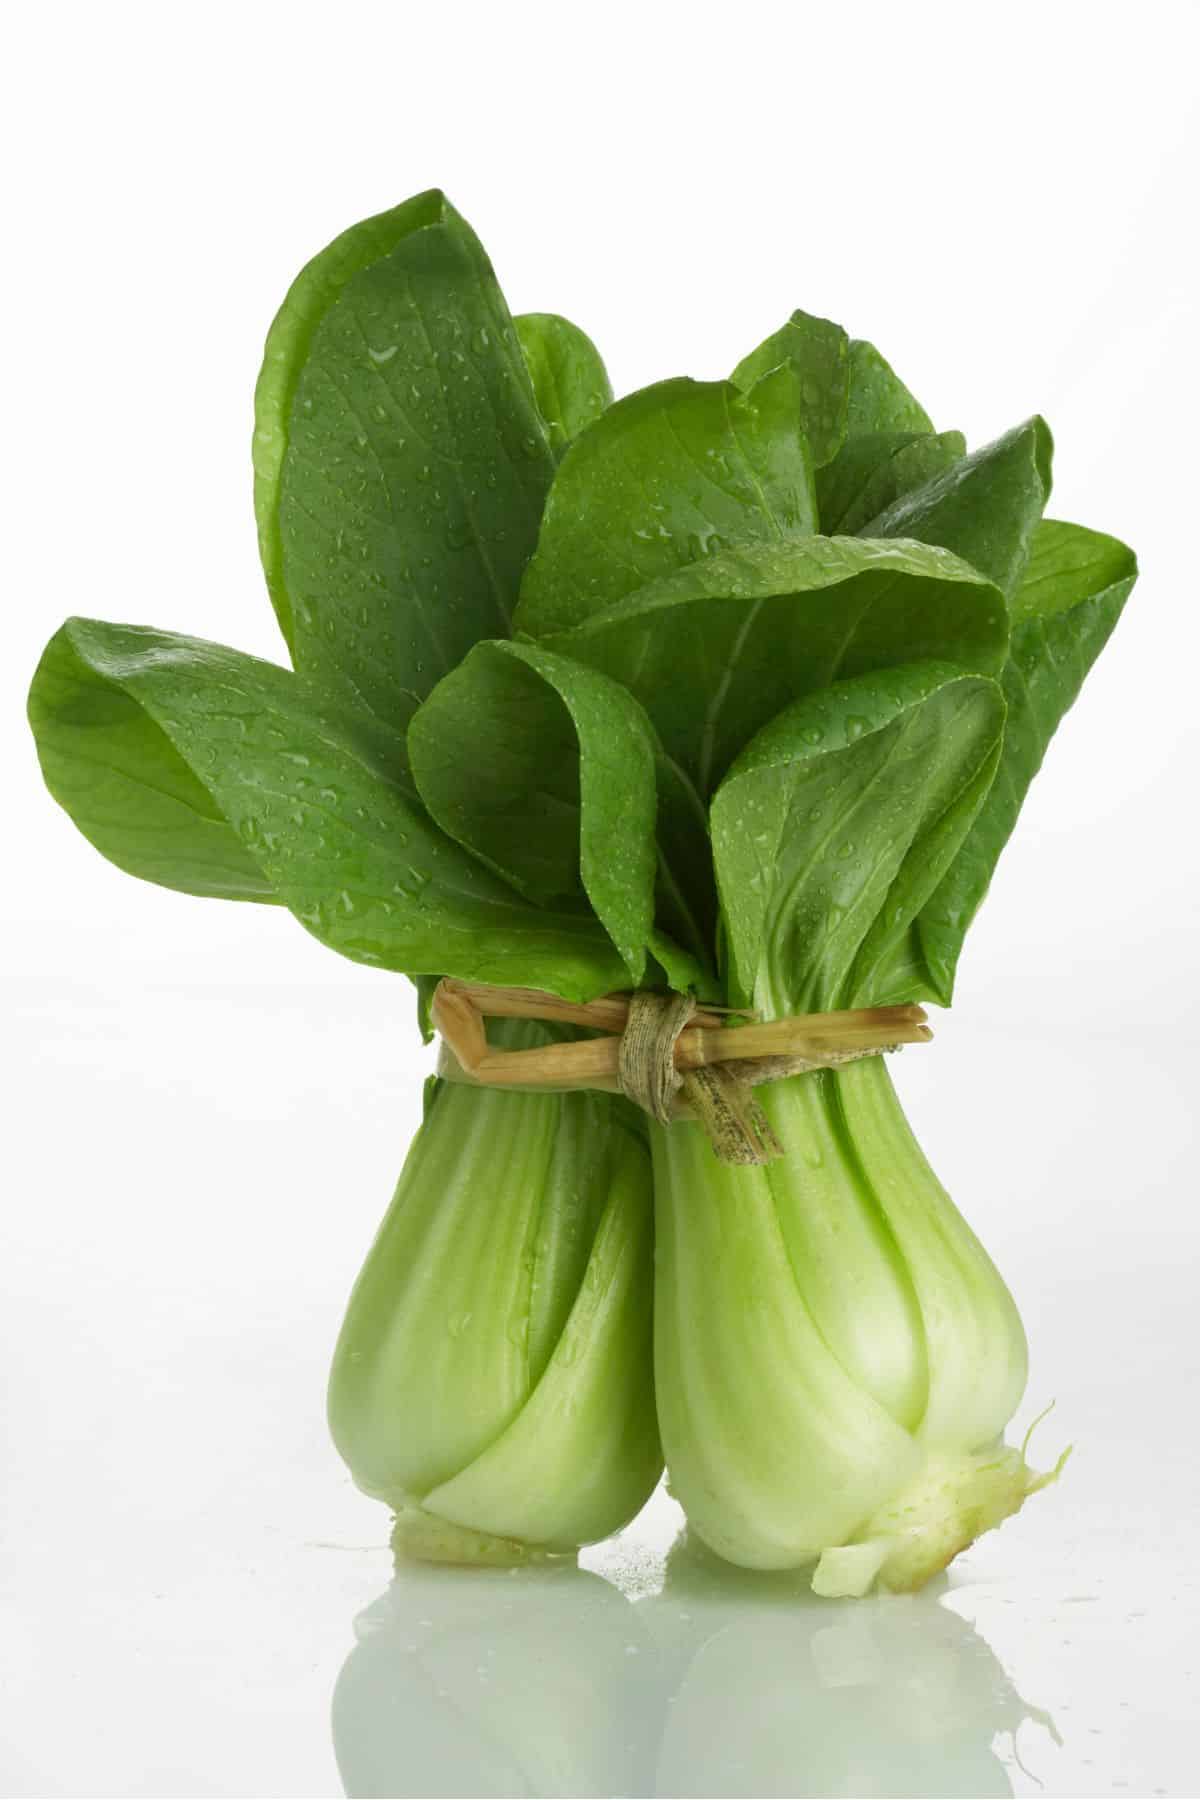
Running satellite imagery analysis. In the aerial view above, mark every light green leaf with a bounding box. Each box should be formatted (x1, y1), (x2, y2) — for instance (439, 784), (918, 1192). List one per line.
(409, 640), (660, 983)
(538, 536), (1007, 797)
(864, 418), (1053, 599)
(711, 664), (1006, 1015)
(915, 518), (1137, 999)
(515, 312), (613, 458)
(29, 619), (628, 999)
(730, 310), (850, 467)
(515, 369), (819, 637)
(261, 190), (554, 740)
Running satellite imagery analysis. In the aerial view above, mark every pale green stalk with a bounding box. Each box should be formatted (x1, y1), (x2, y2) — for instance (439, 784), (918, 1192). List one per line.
(653, 1058), (1054, 1593)
(329, 1025), (662, 1562)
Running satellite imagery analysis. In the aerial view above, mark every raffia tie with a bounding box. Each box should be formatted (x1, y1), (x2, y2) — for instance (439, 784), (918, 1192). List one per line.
(615, 990), (781, 1164)
(431, 980), (932, 1167)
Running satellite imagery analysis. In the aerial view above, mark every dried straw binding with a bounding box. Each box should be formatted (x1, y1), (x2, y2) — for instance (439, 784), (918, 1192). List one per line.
(432, 979), (932, 1165)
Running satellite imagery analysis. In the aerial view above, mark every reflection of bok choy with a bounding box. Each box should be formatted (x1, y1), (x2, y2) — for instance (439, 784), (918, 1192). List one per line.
(28, 190), (1136, 1591)
(333, 1563), (661, 1798)
(332, 1547), (1055, 1798)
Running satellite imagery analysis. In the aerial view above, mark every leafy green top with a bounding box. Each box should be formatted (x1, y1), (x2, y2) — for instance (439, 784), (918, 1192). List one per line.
(28, 191), (1137, 1015)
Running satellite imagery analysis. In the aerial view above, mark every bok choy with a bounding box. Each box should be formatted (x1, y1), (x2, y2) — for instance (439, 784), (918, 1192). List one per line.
(27, 189), (1136, 1592)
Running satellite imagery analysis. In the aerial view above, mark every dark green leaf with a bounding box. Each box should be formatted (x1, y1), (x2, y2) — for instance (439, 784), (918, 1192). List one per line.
(711, 664), (1006, 1014)
(864, 418), (1053, 598)
(263, 190), (555, 744)
(816, 431), (921, 533)
(844, 338), (934, 436)
(409, 641), (659, 982)
(28, 628), (277, 903)
(730, 310), (850, 467)
(515, 312), (613, 458)
(818, 432), (967, 536)
(646, 926), (716, 999)
(29, 619), (628, 999)
(538, 536), (1007, 796)
(1009, 514), (1136, 625)
(814, 337), (941, 534)
(253, 189), (445, 653)
(410, 640), (717, 987)
(650, 751), (720, 980)
(515, 369), (819, 637)
(915, 519), (1137, 1000)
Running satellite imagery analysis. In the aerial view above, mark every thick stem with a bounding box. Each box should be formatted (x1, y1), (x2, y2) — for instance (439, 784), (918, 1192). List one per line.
(651, 1059), (1039, 1585)
(651, 1111), (919, 1570)
(756, 1072), (928, 1431)
(831, 1056), (1028, 1452)
(328, 1023), (662, 1554)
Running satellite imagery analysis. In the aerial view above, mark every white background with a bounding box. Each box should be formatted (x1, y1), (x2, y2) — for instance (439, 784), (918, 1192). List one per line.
(2, 3), (1197, 1796)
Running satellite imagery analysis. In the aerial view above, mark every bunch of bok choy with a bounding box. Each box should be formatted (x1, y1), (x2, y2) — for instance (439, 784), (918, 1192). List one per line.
(28, 190), (1136, 1592)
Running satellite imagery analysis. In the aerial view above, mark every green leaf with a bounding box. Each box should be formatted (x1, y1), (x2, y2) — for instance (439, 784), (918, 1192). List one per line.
(409, 641), (660, 982)
(413, 972), (442, 1044)
(864, 418), (1053, 599)
(818, 432), (967, 536)
(253, 189), (445, 653)
(816, 431), (921, 532)
(515, 369), (819, 637)
(1008, 514), (1136, 625)
(646, 924), (716, 999)
(28, 628), (278, 903)
(814, 337), (942, 534)
(29, 619), (629, 999)
(711, 664), (1006, 1015)
(914, 518), (1137, 1000)
(537, 536), (1007, 797)
(261, 190), (555, 741)
(649, 752), (720, 981)
(730, 310), (850, 467)
(410, 641), (718, 987)
(514, 313), (613, 458)
(844, 338), (934, 437)
(729, 320), (940, 527)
